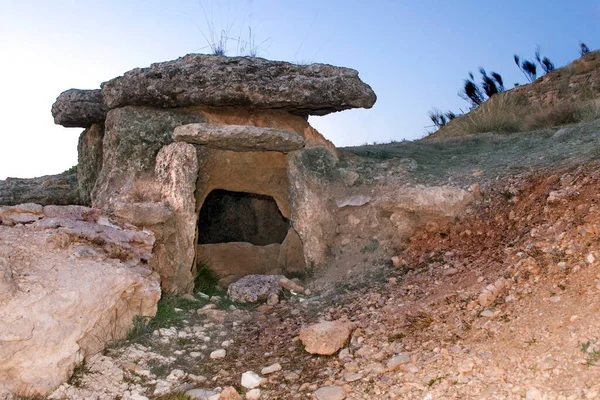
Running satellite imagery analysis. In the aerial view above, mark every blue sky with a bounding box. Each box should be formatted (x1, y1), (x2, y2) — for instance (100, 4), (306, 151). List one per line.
(1, 0), (598, 179)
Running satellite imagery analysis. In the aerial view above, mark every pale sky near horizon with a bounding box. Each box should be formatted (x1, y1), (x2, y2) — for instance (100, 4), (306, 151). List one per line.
(1, 0), (599, 179)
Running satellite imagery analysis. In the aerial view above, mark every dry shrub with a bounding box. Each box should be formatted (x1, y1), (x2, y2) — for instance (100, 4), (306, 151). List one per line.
(404, 311), (433, 333)
(438, 94), (600, 138)
(447, 92), (528, 136)
(525, 99), (600, 130)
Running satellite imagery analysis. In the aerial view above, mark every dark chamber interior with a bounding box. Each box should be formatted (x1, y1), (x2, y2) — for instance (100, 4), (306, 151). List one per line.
(197, 189), (289, 246)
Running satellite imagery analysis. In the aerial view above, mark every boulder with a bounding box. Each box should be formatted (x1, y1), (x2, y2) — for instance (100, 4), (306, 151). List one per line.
(0, 172), (80, 206)
(101, 54), (376, 116)
(173, 123), (305, 152)
(51, 89), (108, 128)
(227, 275), (282, 303)
(77, 123), (104, 205)
(0, 212), (160, 396)
(299, 320), (355, 355)
(91, 106), (205, 208)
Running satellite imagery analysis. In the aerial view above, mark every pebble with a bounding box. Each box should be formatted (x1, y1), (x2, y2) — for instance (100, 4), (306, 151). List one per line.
(245, 388), (261, 399)
(480, 309), (495, 318)
(261, 363), (282, 375)
(313, 385), (346, 400)
(241, 371), (262, 389)
(210, 349), (226, 359)
(526, 388), (543, 400)
(386, 353), (410, 370)
(186, 388), (219, 400)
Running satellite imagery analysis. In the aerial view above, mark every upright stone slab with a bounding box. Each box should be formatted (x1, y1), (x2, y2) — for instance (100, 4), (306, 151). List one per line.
(77, 123), (104, 205)
(155, 142), (199, 292)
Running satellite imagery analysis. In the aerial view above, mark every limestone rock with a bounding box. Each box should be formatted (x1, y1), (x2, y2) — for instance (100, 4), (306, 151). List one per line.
(77, 123), (104, 205)
(277, 228), (307, 275)
(261, 363), (282, 375)
(51, 89), (108, 128)
(245, 389), (261, 400)
(279, 277), (304, 293)
(101, 54), (376, 116)
(173, 123), (305, 152)
(91, 106), (205, 208)
(0, 172), (80, 206)
(227, 275), (282, 303)
(313, 385), (346, 400)
(43, 205), (96, 221)
(112, 202), (173, 227)
(220, 386), (242, 400)
(0, 221), (160, 396)
(33, 216), (154, 265)
(0, 203), (43, 225)
(186, 388), (219, 400)
(241, 371), (262, 389)
(287, 148), (338, 267)
(154, 142), (199, 292)
(299, 320), (355, 355)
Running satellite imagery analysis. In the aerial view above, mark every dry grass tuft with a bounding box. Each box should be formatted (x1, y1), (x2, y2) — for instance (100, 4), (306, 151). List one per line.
(435, 95), (600, 138)
(121, 175), (163, 203)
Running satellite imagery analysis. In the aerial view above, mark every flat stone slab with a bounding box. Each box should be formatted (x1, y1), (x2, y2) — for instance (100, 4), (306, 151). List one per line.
(173, 123), (306, 152)
(101, 54), (376, 116)
(51, 89), (108, 128)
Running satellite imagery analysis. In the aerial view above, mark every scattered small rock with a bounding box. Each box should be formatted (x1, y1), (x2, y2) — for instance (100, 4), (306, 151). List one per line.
(210, 349), (226, 359)
(241, 371), (262, 389)
(313, 385), (346, 400)
(261, 363), (282, 375)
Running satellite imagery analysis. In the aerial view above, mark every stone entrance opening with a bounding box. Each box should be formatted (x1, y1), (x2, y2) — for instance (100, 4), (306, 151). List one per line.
(193, 149), (307, 287)
(197, 189), (289, 246)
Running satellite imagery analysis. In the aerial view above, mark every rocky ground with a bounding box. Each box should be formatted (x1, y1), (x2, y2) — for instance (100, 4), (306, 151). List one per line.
(38, 159), (600, 400)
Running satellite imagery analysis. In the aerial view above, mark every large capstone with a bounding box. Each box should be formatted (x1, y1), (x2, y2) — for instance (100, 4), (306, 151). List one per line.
(101, 54), (377, 116)
(51, 89), (108, 128)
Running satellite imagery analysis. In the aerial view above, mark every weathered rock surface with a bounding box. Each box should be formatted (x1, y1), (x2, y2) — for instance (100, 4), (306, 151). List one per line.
(112, 201), (173, 227)
(299, 320), (355, 355)
(154, 143), (199, 292)
(91, 106), (205, 208)
(0, 207), (160, 396)
(288, 147), (338, 267)
(197, 243), (281, 287)
(173, 123), (305, 152)
(227, 275), (282, 303)
(77, 123), (104, 205)
(0, 202), (43, 225)
(51, 89), (108, 128)
(378, 185), (474, 238)
(0, 257), (16, 302)
(0, 172), (80, 206)
(101, 54), (376, 116)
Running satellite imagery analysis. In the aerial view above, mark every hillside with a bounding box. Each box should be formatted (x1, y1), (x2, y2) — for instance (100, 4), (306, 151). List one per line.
(431, 50), (600, 139)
